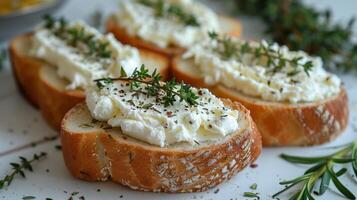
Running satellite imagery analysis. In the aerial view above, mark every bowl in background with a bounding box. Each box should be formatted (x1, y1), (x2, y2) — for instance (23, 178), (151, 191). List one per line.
(0, 0), (67, 41)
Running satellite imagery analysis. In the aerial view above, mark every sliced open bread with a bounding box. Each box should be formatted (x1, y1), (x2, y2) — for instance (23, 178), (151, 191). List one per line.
(61, 100), (261, 192)
(38, 49), (170, 130)
(9, 33), (170, 130)
(172, 56), (349, 146)
(106, 15), (242, 57)
(9, 34), (44, 107)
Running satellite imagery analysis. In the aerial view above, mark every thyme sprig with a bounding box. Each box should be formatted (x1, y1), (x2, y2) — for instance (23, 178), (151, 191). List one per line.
(138, 0), (200, 26)
(94, 65), (199, 107)
(234, 0), (357, 72)
(43, 15), (112, 59)
(208, 31), (314, 76)
(0, 152), (47, 189)
(273, 141), (357, 200)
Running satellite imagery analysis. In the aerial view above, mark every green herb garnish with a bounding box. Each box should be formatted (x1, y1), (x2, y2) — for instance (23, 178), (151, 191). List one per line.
(233, 0), (357, 73)
(22, 196), (36, 200)
(43, 15), (112, 60)
(94, 65), (199, 107)
(243, 192), (260, 198)
(273, 141), (357, 200)
(138, 0), (200, 26)
(250, 183), (257, 190)
(0, 152), (47, 189)
(208, 31), (314, 76)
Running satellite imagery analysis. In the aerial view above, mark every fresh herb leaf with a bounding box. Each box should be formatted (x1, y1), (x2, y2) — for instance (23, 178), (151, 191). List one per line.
(120, 67), (127, 77)
(94, 65), (199, 107)
(273, 141), (357, 200)
(208, 32), (314, 76)
(250, 183), (257, 190)
(234, 0), (357, 73)
(138, 0), (200, 26)
(319, 171), (331, 195)
(42, 15), (112, 60)
(95, 78), (114, 89)
(22, 196), (36, 200)
(0, 153), (47, 190)
(243, 192), (259, 198)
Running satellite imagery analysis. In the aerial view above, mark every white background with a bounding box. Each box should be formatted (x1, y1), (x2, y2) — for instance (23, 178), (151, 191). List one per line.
(0, 0), (357, 199)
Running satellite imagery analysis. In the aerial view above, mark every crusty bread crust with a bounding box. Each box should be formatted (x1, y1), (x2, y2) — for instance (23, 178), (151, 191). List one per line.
(61, 101), (261, 192)
(10, 33), (170, 130)
(9, 34), (43, 107)
(38, 65), (84, 130)
(171, 56), (349, 146)
(37, 48), (170, 130)
(106, 15), (242, 57)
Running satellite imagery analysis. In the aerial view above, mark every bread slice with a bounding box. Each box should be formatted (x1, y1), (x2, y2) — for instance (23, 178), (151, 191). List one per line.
(61, 100), (261, 192)
(106, 15), (242, 57)
(172, 56), (349, 146)
(9, 33), (170, 130)
(38, 48), (170, 130)
(9, 34), (43, 107)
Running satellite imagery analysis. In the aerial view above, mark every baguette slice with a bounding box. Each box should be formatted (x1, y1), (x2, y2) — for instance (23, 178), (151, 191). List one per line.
(172, 56), (349, 146)
(9, 34), (43, 107)
(61, 100), (261, 192)
(106, 15), (242, 57)
(9, 34), (170, 111)
(38, 49), (170, 130)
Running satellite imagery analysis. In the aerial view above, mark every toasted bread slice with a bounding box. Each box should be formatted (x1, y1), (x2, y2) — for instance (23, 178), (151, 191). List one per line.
(61, 100), (261, 192)
(106, 15), (242, 57)
(172, 56), (349, 146)
(38, 49), (170, 130)
(9, 34), (43, 107)
(9, 33), (170, 110)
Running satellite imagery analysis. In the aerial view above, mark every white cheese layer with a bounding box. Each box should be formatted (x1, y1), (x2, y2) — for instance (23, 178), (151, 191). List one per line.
(184, 39), (341, 103)
(115, 0), (219, 48)
(86, 82), (239, 147)
(31, 21), (141, 90)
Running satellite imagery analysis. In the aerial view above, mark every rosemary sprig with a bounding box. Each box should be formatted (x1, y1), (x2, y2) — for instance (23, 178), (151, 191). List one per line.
(94, 65), (199, 107)
(273, 141), (357, 200)
(0, 152), (47, 189)
(138, 0), (200, 26)
(233, 0), (357, 72)
(208, 32), (314, 76)
(43, 15), (112, 59)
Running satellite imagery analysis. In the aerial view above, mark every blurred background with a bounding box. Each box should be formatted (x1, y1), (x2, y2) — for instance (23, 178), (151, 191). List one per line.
(1, 0), (356, 41)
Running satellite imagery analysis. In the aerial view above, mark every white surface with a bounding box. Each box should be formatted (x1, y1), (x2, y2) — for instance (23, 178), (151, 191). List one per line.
(0, 0), (357, 199)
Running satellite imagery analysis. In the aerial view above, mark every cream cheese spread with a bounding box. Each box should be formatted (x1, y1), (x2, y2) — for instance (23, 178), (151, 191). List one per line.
(86, 81), (240, 147)
(184, 38), (341, 103)
(31, 20), (141, 90)
(115, 0), (220, 48)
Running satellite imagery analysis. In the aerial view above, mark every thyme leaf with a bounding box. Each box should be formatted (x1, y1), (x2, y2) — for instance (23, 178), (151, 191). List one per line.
(0, 152), (47, 189)
(138, 0), (200, 26)
(43, 15), (112, 60)
(94, 65), (199, 107)
(208, 31), (314, 76)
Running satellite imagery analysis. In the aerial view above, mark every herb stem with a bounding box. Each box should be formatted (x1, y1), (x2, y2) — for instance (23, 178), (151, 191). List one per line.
(274, 141), (357, 199)
(0, 152), (47, 189)
(109, 77), (183, 99)
(94, 65), (199, 107)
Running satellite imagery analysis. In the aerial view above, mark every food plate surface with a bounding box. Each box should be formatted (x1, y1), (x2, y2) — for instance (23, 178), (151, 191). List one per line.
(0, 0), (356, 199)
